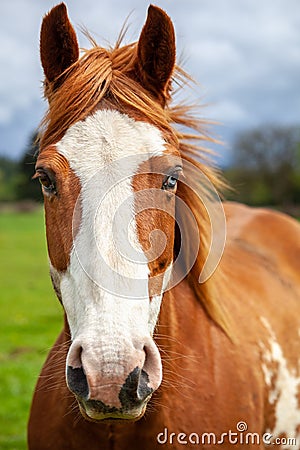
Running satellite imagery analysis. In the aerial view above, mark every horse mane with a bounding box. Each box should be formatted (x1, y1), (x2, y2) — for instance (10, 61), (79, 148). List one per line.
(39, 38), (230, 334)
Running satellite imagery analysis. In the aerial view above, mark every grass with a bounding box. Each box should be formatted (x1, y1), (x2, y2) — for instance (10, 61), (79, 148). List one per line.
(0, 208), (62, 449)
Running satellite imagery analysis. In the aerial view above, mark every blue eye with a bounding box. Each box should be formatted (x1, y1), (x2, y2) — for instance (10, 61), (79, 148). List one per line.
(162, 172), (179, 190)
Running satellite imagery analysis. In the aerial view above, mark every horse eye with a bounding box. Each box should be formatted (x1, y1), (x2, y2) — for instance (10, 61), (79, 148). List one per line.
(34, 170), (56, 195)
(162, 172), (180, 190)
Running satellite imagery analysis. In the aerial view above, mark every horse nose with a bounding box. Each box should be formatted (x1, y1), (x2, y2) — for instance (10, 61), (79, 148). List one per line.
(66, 365), (152, 406)
(66, 339), (162, 410)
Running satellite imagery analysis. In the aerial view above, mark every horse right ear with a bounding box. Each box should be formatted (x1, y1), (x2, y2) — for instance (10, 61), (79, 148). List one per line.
(40, 3), (79, 88)
(133, 5), (176, 106)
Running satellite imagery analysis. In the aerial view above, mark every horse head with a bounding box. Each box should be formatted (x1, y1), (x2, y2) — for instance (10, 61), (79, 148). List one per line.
(37, 3), (181, 421)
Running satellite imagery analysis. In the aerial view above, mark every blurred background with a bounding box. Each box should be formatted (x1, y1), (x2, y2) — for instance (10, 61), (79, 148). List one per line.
(0, 1), (299, 448)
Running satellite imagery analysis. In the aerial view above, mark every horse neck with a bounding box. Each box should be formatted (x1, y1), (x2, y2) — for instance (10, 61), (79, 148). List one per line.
(156, 279), (211, 354)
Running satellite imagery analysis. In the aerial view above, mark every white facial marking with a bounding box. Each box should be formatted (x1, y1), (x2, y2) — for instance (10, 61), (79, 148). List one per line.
(51, 110), (170, 391)
(260, 317), (300, 446)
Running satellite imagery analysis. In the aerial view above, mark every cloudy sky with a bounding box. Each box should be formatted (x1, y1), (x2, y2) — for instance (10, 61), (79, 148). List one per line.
(0, 0), (299, 163)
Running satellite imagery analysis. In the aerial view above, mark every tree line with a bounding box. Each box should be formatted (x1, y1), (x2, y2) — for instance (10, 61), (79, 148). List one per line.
(224, 124), (300, 211)
(0, 124), (300, 214)
(0, 132), (42, 203)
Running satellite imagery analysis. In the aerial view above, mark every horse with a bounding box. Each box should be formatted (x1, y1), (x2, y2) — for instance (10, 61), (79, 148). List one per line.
(28, 3), (300, 449)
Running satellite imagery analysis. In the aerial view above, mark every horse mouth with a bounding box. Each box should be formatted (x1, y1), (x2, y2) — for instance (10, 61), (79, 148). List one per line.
(77, 398), (148, 423)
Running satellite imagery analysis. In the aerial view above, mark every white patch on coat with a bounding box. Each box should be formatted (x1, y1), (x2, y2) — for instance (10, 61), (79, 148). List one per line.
(260, 317), (300, 447)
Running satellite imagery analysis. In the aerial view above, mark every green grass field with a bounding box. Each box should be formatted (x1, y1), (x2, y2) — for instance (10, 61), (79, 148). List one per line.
(0, 209), (62, 449)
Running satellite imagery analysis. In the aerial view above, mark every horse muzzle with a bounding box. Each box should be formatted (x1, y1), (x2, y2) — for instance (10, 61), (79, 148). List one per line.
(67, 365), (153, 421)
(65, 337), (162, 421)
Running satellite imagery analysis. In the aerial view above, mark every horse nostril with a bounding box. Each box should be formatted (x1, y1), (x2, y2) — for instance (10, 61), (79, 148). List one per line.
(137, 369), (153, 402)
(119, 367), (153, 409)
(66, 344), (89, 399)
(67, 365), (89, 399)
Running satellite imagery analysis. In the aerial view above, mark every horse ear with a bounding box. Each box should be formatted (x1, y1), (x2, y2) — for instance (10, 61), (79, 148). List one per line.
(135, 5), (176, 104)
(40, 3), (79, 86)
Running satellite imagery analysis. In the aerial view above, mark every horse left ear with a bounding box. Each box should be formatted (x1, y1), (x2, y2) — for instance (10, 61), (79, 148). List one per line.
(40, 3), (79, 88)
(134, 5), (176, 105)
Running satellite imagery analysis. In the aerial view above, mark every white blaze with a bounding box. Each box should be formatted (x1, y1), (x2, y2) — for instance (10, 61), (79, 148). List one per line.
(52, 109), (169, 343)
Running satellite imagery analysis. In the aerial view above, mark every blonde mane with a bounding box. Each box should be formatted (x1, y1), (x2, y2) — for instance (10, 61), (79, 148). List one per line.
(39, 39), (229, 334)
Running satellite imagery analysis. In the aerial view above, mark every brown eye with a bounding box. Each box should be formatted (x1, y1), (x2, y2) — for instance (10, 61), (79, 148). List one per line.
(33, 170), (56, 195)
